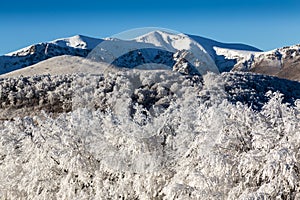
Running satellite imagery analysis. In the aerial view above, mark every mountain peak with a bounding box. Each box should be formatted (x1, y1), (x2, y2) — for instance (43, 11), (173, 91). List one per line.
(51, 35), (102, 50)
(134, 30), (183, 42)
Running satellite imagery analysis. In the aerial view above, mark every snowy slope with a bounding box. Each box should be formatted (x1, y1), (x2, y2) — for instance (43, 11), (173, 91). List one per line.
(0, 55), (113, 78)
(135, 31), (220, 74)
(188, 34), (262, 72)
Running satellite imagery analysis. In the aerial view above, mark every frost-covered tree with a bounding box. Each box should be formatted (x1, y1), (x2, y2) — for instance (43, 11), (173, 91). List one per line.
(1, 70), (300, 199)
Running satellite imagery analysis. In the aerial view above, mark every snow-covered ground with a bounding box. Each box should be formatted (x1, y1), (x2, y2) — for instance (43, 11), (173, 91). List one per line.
(1, 69), (300, 199)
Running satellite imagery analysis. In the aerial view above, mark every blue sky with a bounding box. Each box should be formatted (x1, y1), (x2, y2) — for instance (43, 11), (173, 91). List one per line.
(0, 0), (299, 55)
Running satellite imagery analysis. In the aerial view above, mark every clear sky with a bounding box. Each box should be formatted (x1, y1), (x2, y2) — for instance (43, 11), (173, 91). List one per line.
(1, 0), (299, 55)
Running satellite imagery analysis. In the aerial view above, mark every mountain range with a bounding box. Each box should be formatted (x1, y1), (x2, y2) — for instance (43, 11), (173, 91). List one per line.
(1, 31), (299, 81)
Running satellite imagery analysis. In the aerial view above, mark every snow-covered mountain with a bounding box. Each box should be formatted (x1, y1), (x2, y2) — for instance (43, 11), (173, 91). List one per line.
(0, 35), (103, 74)
(1, 31), (300, 82)
(0, 31), (261, 76)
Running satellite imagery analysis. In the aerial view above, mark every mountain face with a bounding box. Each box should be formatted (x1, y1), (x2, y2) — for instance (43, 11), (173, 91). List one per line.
(0, 35), (103, 75)
(231, 44), (300, 81)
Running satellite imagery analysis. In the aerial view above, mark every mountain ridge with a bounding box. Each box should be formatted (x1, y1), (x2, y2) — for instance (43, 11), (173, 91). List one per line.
(1, 31), (299, 81)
